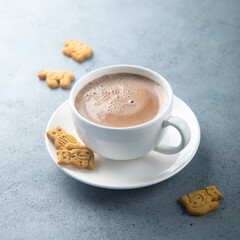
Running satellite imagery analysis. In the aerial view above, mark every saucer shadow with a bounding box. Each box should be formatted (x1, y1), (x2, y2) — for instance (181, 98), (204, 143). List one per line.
(60, 173), (168, 206)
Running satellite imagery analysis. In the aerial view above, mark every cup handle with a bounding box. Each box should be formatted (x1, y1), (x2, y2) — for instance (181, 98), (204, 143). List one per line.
(154, 116), (191, 154)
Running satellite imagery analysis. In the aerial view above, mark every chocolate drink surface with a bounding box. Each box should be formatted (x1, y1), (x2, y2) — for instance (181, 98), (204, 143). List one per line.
(74, 73), (168, 127)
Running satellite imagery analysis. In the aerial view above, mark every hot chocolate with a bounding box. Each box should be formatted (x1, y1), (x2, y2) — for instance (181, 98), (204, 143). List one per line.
(74, 73), (168, 127)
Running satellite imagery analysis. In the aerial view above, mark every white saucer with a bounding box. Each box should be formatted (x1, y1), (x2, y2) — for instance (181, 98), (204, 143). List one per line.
(45, 96), (200, 189)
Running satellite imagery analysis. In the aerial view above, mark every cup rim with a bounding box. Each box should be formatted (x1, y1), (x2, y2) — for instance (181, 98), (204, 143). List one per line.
(70, 65), (173, 130)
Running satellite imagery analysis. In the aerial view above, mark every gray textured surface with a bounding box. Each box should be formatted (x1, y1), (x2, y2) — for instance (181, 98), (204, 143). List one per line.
(1, 0), (240, 239)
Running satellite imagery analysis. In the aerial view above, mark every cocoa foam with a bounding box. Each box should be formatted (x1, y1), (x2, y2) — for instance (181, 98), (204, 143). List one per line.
(74, 73), (168, 127)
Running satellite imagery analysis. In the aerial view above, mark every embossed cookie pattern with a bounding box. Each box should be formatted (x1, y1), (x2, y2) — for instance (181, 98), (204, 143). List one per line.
(179, 185), (223, 216)
(46, 127), (95, 170)
(46, 126), (78, 150)
(57, 143), (95, 170)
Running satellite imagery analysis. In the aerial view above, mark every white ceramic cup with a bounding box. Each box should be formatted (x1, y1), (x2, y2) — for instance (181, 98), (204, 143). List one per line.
(70, 65), (191, 160)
